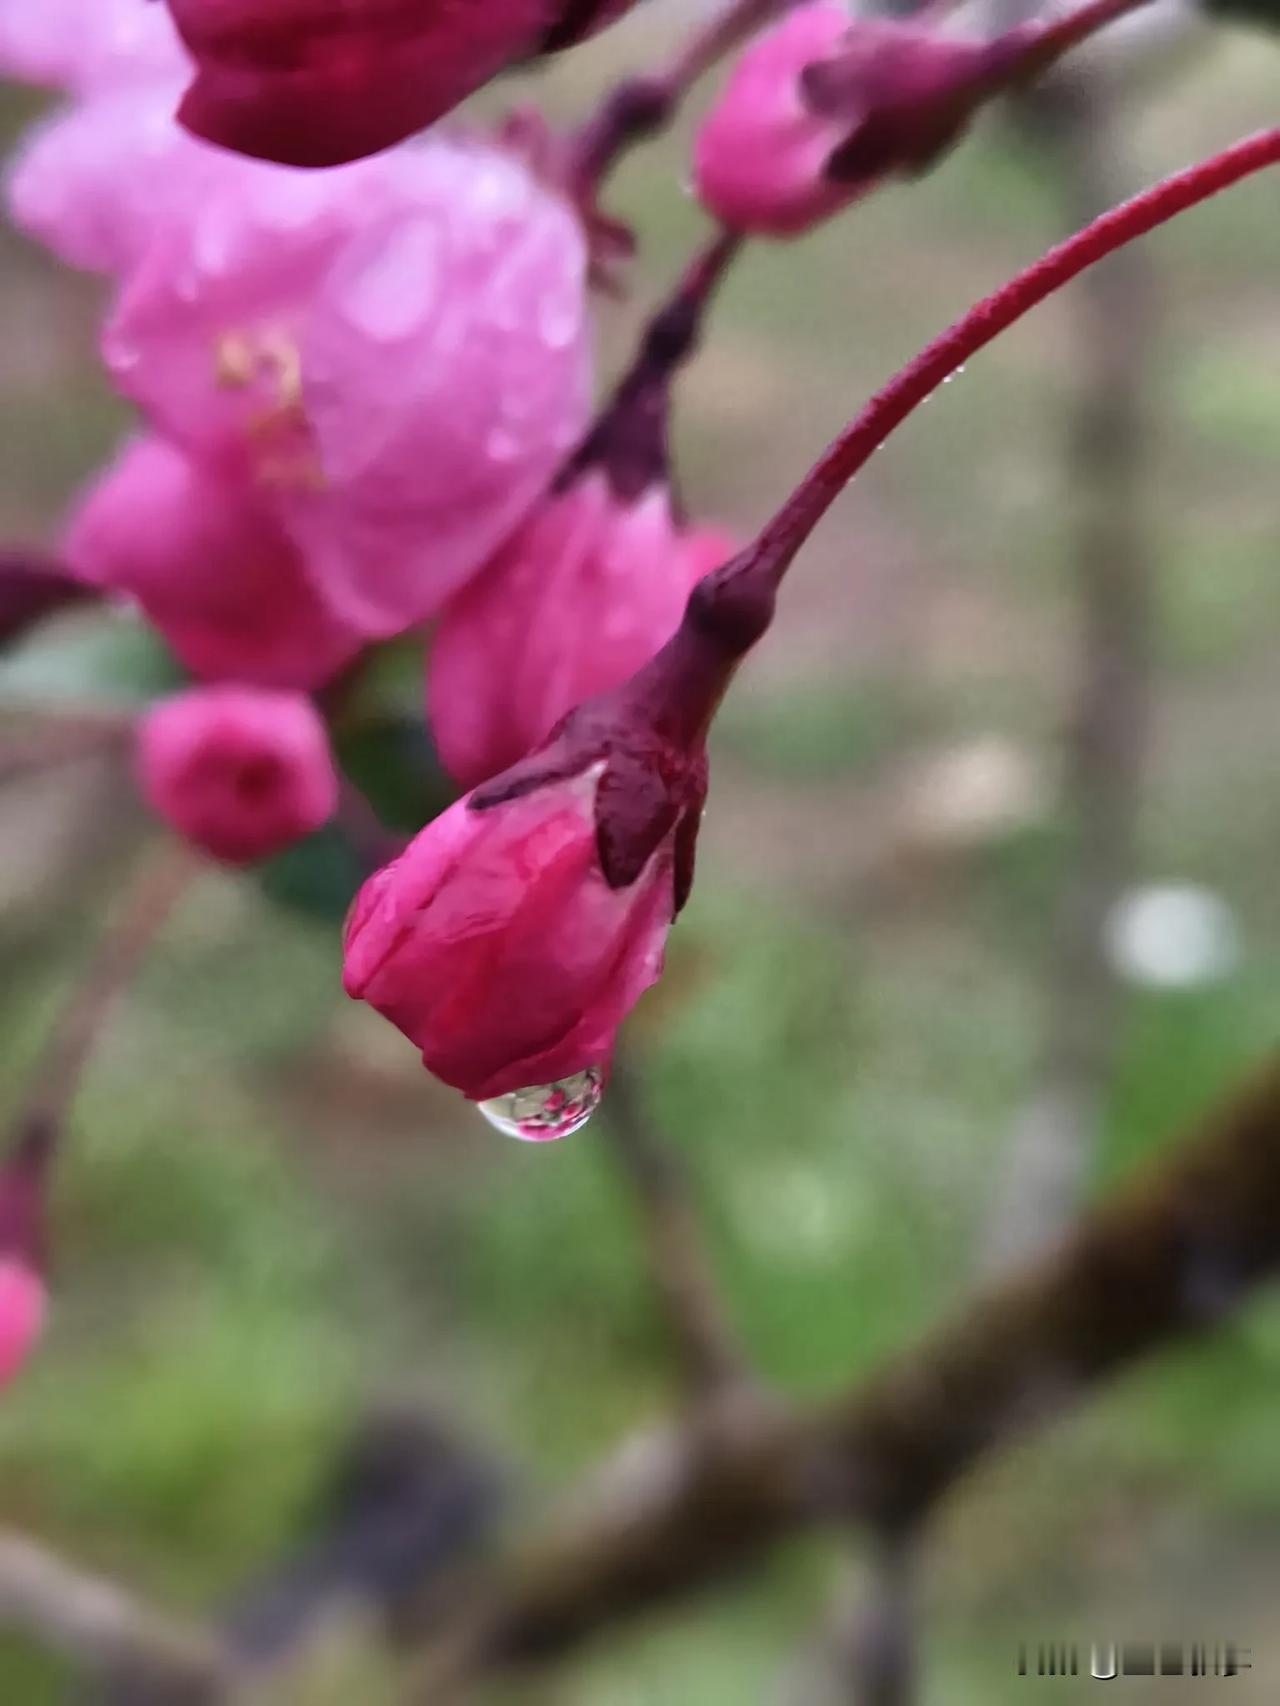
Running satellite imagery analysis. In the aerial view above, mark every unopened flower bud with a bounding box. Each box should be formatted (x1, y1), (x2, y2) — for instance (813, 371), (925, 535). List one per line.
(343, 762), (682, 1105)
(137, 686), (338, 864)
(165, 0), (642, 168)
(694, 4), (1007, 237)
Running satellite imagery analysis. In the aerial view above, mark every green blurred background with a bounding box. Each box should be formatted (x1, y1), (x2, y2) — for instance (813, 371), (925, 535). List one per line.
(2, 8), (1279, 1700)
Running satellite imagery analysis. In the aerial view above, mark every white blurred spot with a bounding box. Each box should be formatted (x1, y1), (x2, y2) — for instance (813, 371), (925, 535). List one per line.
(1105, 884), (1241, 991)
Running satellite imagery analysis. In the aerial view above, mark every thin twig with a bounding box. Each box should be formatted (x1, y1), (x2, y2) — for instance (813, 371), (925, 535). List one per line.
(603, 1052), (749, 1398)
(983, 73), (1153, 1271)
(9, 840), (193, 1157)
(567, 0), (797, 195)
(777, 1534), (919, 1706)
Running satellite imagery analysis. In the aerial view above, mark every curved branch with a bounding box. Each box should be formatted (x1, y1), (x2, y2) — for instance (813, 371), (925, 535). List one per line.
(410, 1053), (1280, 1689)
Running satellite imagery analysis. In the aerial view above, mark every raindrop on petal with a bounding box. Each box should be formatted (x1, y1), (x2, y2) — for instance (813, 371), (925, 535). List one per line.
(477, 1066), (606, 1143)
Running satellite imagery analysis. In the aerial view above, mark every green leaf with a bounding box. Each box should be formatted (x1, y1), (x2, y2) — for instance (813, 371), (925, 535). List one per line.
(256, 823), (366, 923)
(0, 612), (183, 708)
(335, 712), (456, 833)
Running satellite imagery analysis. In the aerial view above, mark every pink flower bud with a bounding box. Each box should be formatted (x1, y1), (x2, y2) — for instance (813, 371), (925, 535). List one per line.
(103, 135), (589, 636)
(0, 1260), (45, 1390)
(137, 686), (339, 864)
(65, 438), (363, 692)
(165, 0), (640, 167)
(430, 474), (733, 789)
(693, 3), (857, 236)
(694, 5), (996, 237)
(343, 764), (680, 1103)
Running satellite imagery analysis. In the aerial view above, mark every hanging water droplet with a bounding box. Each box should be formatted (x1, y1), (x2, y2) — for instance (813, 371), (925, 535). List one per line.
(477, 1066), (605, 1143)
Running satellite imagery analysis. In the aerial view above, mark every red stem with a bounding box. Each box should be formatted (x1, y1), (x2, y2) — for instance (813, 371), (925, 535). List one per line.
(736, 128), (1280, 595)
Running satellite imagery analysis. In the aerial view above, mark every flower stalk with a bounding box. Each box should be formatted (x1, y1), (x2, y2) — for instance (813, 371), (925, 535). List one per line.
(725, 126), (1280, 604)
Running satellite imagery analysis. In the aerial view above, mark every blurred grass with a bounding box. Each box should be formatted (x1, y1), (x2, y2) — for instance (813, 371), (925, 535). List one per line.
(2, 10), (1280, 1703)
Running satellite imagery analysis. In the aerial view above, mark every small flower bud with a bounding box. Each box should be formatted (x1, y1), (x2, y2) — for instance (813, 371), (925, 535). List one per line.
(430, 475), (733, 792)
(694, 4), (1004, 237)
(137, 686), (338, 864)
(343, 764), (680, 1103)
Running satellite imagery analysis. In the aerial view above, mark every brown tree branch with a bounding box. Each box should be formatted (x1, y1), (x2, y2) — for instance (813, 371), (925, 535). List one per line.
(408, 1052), (1280, 1691)
(6, 1055), (1278, 1701)
(602, 1052), (750, 1399)
(0, 1531), (232, 1704)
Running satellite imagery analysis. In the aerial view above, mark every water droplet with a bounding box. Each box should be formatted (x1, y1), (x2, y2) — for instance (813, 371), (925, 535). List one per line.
(538, 289), (579, 350)
(486, 426), (522, 464)
(338, 215), (440, 342)
(477, 1066), (605, 1143)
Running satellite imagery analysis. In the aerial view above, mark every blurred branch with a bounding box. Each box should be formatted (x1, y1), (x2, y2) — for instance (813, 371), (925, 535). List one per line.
(7, 840), (193, 1160)
(982, 71), (1153, 1271)
(776, 1535), (919, 1706)
(409, 1052), (1280, 1690)
(0, 1531), (231, 1704)
(8, 1055), (1280, 1699)
(603, 1053), (750, 1399)
(0, 715), (130, 787)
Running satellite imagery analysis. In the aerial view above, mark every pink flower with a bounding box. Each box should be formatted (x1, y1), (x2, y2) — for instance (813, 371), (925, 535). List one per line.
(165, 0), (640, 167)
(137, 685), (339, 864)
(693, 6), (994, 237)
(0, 0), (185, 93)
(430, 473), (733, 789)
(0, 1260), (45, 1390)
(6, 84), (227, 276)
(102, 150), (405, 469)
(65, 438), (364, 692)
(343, 763), (692, 1102)
(103, 134), (589, 636)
